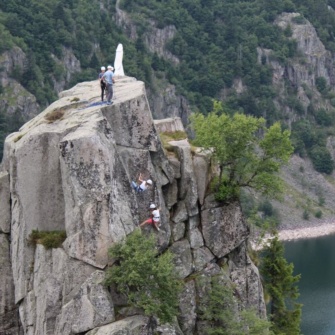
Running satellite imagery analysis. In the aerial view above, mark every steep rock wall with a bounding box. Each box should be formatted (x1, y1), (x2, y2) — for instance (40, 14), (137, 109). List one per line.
(257, 12), (335, 121)
(0, 77), (265, 334)
(0, 47), (39, 121)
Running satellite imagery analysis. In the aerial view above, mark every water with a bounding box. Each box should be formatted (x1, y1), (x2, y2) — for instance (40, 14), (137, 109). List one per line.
(284, 234), (335, 335)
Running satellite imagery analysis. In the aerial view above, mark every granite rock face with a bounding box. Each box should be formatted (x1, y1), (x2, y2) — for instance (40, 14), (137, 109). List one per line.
(0, 77), (265, 334)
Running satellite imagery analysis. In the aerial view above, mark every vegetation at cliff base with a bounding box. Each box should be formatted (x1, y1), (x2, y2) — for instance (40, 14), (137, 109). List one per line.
(104, 229), (182, 323)
(198, 275), (273, 335)
(260, 234), (302, 334)
(28, 229), (67, 249)
(191, 101), (293, 202)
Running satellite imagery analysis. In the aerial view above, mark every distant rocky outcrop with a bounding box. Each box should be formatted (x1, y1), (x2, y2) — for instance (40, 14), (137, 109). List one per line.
(257, 12), (335, 121)
(0, 45), (81, 126)
(0, 77), (265, 334)
(0, 46), (39, 121)
(275, 12), (335, 88)
(254, 12), (335, 227)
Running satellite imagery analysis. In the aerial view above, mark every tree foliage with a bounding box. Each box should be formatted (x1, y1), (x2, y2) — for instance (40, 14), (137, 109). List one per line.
(28, 229), (66, 249)
(309, 145), (334, 174)
(104, 229), (182, 323)
(191, 102), (293, 201)
(260, 234), (302, 335)
(199, 275), (273, 335)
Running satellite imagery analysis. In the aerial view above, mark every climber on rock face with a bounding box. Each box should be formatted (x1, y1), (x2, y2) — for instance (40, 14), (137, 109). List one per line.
(131, 173), (153, 193)
(139, 204), (161, 231)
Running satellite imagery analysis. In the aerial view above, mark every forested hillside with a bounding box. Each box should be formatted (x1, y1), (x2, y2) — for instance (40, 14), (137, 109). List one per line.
(1, 0), (335, 195)
(121, 0), (335, 174)
(0, 0), (150, 158)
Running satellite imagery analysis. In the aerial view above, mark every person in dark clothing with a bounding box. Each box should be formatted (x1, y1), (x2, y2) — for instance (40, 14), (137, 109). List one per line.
(99, 66), (106, 102)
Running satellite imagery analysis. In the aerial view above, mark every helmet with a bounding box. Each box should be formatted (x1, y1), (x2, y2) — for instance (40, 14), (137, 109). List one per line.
(149, 204), (156, 209)
(101, 66), (106, 71)
(146, 179), (153, 185)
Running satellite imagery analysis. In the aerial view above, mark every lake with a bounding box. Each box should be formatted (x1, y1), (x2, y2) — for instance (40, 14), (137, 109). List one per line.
(284, 234), (335, 335)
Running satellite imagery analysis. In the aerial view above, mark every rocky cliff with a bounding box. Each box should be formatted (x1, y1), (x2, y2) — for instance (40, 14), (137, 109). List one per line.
(0, 77), (265, 334)
(0, 46), (81, 123)
(0, 47), (40, 121)
(256, 12), (335, 227)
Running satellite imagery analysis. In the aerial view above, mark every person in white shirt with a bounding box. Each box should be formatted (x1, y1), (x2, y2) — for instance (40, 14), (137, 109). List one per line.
(131, 173), (153, 193)
(102, 65), (115, 105)
(139, 204), (160, 231)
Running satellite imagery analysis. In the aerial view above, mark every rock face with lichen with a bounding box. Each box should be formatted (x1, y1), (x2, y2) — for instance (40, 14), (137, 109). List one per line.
(0, 77), (265, 335)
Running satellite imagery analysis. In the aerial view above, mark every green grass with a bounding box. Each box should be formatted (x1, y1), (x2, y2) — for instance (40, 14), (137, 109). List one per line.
(159, 130), (187, 153)
(13, 133), (24, 142)
(45, 108), (65, 122)
(28, 230), (66, 249)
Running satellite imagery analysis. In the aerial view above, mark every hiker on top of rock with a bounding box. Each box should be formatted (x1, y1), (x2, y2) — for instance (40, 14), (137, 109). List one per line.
(139, 204), (160, 231)
(131, 173), (153, 193)
(102, 65), (115, 105)
(98, 66), (106, 102)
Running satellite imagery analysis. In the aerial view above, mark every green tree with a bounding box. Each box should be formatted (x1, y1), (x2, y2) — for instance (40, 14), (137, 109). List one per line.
(199, 275), (273, 335)
(261, 234), (302, 335)
(104, 229), (182, 324)
(315, 76), (328, 94)
(314, 108), (333, 126)
(309, 145), (334, 174)
(190, 101), (293, 201)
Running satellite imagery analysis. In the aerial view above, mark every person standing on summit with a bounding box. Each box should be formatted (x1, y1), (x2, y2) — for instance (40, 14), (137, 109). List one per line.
(98, 66), (106, 102)
(102, 65), (115, 105)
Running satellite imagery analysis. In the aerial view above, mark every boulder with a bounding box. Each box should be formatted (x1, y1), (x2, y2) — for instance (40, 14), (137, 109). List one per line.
(187, 228), (204, 249)
(169, 239), (193, 279)
(192, 247), (215, 272)
(171, 221), (186, 242)
(172, 200), (188, 223)
(201, 201), (249, 258)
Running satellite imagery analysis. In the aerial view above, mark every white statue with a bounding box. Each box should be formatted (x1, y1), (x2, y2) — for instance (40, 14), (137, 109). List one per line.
(114, 43), (125, 76)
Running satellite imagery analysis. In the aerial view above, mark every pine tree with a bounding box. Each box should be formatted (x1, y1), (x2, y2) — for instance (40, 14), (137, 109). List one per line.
(199, 275), (273, 335)
(261, 234), (302, 335)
